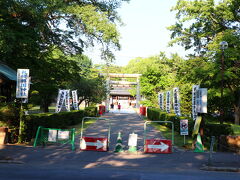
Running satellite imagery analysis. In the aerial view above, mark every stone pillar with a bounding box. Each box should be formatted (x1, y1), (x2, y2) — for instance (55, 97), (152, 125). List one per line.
(105, 77), (110, 112)
(136, 78), (141, 108)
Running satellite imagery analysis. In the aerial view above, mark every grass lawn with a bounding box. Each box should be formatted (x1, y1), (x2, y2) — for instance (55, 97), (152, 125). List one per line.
(68, 118), (98, 135)
(148, 121), (193, 149)
(28, 106), (56, 113)
(230, 124), (240, 135)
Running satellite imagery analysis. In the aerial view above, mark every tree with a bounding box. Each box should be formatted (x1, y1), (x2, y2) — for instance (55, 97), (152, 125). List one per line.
(123, 53), (183, 107)
(168, 0), (239, 55)
(0, 0), (128, 66)
(0, 0), (129, 111)
(29, 49), (91, 112)
(168, 0), (240, 124)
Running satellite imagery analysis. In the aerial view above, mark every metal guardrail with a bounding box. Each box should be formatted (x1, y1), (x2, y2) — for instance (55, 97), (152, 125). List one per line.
(80, 117), (111, 147)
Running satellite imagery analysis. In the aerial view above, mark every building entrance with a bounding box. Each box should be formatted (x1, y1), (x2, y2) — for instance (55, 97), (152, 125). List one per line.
(100, 73), (142, 111)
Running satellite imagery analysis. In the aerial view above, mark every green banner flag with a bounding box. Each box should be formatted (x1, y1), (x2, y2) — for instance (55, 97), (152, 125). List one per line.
(192, 116), (202, 136)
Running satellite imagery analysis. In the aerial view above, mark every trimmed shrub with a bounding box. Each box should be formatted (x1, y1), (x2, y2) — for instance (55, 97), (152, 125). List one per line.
(204, 123), (233, 139)
(84, 106), (98, 117)
(20, 108), (97, 142)
(147, 107), (194, 134)
(0, 103), (20, 128)
(147, 107), (234, 141)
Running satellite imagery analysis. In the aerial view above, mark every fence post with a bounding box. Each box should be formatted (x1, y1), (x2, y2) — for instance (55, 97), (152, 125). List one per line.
(208, 136), (215, 166)
(71, 128), (75, 151)
(33, 126), (42, 147)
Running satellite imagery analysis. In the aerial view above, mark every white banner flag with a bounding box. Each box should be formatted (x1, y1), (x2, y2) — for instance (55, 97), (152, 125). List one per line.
(192, 85), (199, 120)
(56, 89), (65, 113)
(72, 90), (79, 110)
(55, 89), (70, 113)
(196, 88), (207, 113)
(65, 90), (70, 112)
(173, 87), (181, 116)
(166, 91), (171, 113)
(158, 92), (164, 110)
(16, 69), (30, 98)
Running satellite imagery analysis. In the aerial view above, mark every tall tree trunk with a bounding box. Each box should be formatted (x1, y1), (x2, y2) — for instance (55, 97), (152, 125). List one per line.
(233, 90), (240, 125)
(41, 96), (49, 113)
(234, 106), (240, 125)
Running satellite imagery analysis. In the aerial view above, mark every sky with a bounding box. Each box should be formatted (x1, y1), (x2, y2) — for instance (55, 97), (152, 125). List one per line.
(85, 0), (186, 66)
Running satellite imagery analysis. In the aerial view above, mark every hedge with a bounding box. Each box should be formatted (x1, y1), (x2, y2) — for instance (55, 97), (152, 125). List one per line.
(147, 107), (233, 140)
(19, 106), (98, 142)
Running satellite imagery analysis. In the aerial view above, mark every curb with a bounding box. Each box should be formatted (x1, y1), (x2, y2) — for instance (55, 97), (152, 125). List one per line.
(0, 160), (24, 164)
(201, 165), (240, 172)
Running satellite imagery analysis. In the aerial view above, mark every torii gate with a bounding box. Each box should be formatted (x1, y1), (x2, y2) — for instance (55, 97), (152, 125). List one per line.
(99, 73), (142, 112)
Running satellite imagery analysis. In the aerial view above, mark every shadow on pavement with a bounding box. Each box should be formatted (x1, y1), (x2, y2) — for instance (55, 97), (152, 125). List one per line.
(0, 112), (239, 173)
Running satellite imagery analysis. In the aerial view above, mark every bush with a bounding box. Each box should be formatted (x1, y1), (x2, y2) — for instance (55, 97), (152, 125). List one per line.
(84, 106), (98, 117)
(147, 107), (194, 134)
(147, 107), (234, 142)
(205, 123), (234, 139)
(0, 103), (20, 128)
(20, 107), (97, 142)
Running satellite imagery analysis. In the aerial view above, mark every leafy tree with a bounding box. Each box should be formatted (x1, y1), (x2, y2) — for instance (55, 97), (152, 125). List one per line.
(0, 0), (128, 65)
(71, 75), (107, 107)
(0, 0), (129, 112)
(123, 53), (184, 107)
(169, 0), (240, 124)
(168, 0), (239, 55)
(29, 49), (91, 112)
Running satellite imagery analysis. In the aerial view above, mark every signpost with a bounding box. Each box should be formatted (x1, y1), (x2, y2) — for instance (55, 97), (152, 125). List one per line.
(180, 119), (189, 145)
(144, 121), (174, 153)
(145, 139), (172, 153)
(16, 69), (30, 142)
(80, 137), (108, 151)
(180, 119), (189, 135)
(80, 117), (111, 152)
(16, 69), (30, 99)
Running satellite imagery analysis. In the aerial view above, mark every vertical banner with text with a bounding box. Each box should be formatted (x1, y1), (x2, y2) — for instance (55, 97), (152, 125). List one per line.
(158, 92), (164, 110)
(65, 89), (70, 112)
(72, 90), (79, 110)
(196, 88), (207, 113)
(55, 89), (70, 113)
(16, 69), (30, 99)
(173, 87), (181, 116)
(56, 89), (65, 113)
(192, 85), (199, 120)
(166, 91), (171, 113)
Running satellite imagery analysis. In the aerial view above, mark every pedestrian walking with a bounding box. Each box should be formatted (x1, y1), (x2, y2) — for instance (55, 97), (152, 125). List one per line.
(118, 103), (121, 110)
(110, 103), (114, 109)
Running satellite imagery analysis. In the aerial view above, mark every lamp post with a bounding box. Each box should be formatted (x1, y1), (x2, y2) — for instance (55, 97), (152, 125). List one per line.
(219, 41), (228, 124)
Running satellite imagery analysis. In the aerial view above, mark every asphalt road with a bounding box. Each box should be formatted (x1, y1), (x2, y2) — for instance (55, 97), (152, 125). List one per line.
(0, 164), (238, 180)
(0, 110), (239, 179)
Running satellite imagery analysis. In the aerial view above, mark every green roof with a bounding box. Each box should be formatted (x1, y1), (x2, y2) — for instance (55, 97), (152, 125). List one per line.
(0, 64), (17, 81)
